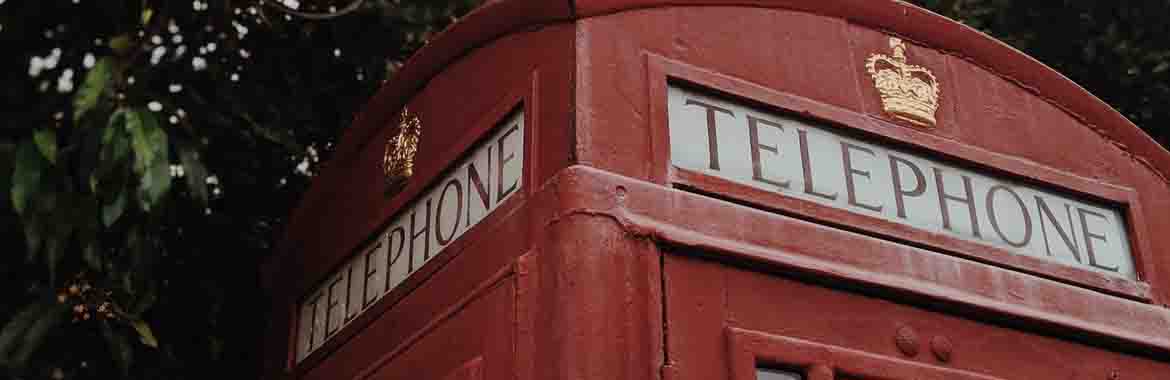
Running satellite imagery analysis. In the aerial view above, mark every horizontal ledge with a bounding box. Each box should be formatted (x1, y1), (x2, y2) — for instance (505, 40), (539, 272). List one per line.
(548, 165), (1170, 356)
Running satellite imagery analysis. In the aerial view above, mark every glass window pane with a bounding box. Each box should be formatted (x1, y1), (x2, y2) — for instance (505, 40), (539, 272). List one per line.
(757, 367), (802, 380)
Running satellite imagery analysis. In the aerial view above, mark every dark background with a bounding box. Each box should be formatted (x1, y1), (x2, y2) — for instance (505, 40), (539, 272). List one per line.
(1, 1), (1167, 379)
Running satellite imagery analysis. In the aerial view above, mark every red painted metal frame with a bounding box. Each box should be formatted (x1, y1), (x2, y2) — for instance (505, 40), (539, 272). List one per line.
(645, 52), (1155, 300)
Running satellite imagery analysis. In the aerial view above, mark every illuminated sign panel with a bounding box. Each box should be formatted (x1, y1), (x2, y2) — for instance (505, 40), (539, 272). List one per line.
(295, 112), (524, 362)
(668, 86), (1136, 279)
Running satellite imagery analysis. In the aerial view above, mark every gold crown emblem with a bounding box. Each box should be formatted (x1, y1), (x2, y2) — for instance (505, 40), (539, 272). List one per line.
(382, 108), (422, 195)
(865, 37), (940, 127)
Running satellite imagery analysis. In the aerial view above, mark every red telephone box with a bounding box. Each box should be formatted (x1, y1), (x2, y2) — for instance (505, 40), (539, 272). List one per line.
(262, 1), (1170, 380)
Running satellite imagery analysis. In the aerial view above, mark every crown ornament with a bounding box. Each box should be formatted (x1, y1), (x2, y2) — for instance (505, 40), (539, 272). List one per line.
(382, 108), (422, 195)
(865, 37), (940, 127)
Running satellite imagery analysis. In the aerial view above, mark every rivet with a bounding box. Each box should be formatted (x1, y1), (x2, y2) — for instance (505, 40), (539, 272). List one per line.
(1108, 369), (1120, 380)
(930, 335), (953, 362)
(894, 325), (920, 357)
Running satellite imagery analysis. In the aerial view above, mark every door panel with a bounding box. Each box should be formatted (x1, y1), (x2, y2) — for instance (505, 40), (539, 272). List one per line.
(664, 250), (1170, 380)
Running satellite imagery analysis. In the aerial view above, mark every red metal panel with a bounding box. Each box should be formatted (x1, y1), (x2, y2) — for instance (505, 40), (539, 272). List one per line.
(668, 252), (1170, 380)
(353, 280), (513, 380)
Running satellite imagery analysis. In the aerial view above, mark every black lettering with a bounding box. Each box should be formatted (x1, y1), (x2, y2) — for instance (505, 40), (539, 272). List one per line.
(306, 291), (324, 348)
(384, 227), (406, 292)
(933, 168), (981, 237)
(889, 155), (926, 219)
(466, 152), (491, 227)
(986, 185), (1032, 248)
(344, 262), (359, 321)
(409, 200), (431, 270)
(436, 179), (464, 245)
(1078, 208), (1119, 272)
(841, 142), (882, 212)
(362, 241), (383, 308)
(797, 129), (839, 201)
(745, 115), (790, 189)
(497, 124), (520, 201)
(1035, 197), (1081, 262)
(325, 274), (346, 335)
(685, 98), (735, 170)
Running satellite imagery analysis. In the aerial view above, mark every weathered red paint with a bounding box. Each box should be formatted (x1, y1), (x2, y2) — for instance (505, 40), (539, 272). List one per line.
(263, 1), (1170, 380)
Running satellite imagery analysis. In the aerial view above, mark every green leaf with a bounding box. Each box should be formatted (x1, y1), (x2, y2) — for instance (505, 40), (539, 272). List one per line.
(83, 241), (103, 271)
(178, 142), (208, 205)
(73, 57), (113, 123)
(22, 213), (44, 261)
(107, 129), (131, 166)
(12, 303), (65, 367)
(124, 110), (146, 173)
(1154, 61), (1170, 74)
(0, 303), (48, 363)
(127, 109), (166, 175)
(43, 192), (79, 283)
(139, 155), (172, 212)
(0, 143), (14, 214)
(74, 197), (102, 270)
(243, 117), (304, 152)
(126, 109), (171, 211)
(21, 191), (58, 261)
(10, 140), (45, 215)
(103, 189), (127, 226)
(78, 125), (104, 191)
(105, 108), (128, 140)
(95, 111), (132, 190)
(141, 8), (154, 25)
(33, 129), (57, 165)
(131, 319), (159, 348)
(43, 233), (65, 285)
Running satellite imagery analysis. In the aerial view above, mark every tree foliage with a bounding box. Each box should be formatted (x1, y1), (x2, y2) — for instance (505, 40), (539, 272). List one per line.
(1, 0), (1168, 379)
(912, 0), (1170, 147)
(0, 0), (477, 378)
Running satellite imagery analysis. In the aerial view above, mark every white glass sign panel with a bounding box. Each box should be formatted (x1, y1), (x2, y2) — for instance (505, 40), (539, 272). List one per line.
(757, 368), (803, 380)
(295, 111), (524, 362)
(667, 85), (1135, 279)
